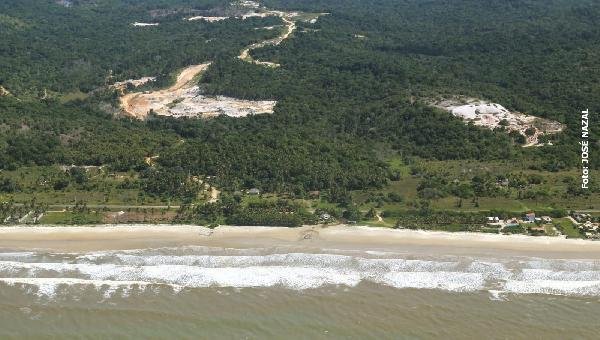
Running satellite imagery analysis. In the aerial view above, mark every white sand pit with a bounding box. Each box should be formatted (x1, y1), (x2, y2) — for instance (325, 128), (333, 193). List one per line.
(241, 12), (271, 19)
(131, 22), (159, 27)
(431, 97), (564, 147)
(237, 0), (261, 8)
(255, 25), (279, 30)
(120, 63), (276, 119)
(166, 93), (276, 118)
(187, 16), (229, 22)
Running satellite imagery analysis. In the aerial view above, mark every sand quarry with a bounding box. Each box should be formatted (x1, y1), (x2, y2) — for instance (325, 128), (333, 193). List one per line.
(120, 63), (276, 119)
(119, 1), (326, 119)
(431, 97), (564, 147)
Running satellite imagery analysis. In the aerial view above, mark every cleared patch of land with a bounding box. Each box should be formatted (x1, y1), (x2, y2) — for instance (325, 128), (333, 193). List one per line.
(55, 0), (72, 7)
(254, 25), (279, 30)
(431, 97), (564, 146)
(0, 14), (29, 30)
(131, 22), (159, 27)
(110, 77), (156, 92)
(187, 16), (229, 22)
(0, 86), (11, 97)
(120, 63), (276, 119)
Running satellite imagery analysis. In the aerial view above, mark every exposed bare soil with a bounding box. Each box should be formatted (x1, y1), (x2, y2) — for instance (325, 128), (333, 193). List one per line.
(0, 86), (11, 97)
(110, 77), (156, 93)
(120, 63), (276, 119)
(431, 97), (565, 147)
(187, 16), (229, 22)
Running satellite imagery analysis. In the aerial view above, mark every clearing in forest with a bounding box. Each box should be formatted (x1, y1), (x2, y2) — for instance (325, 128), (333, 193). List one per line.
(187, 16), (229, 22)
(110, 77), (156, 92)
(0, 86), (11, 97)
(131, 22), (159, 27)
(120, 63), (276, 119)
(431, 97), (564, 147)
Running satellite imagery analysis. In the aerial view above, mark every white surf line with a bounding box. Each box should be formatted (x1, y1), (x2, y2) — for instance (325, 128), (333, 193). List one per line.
(0, 277), (183, 298)
(0, 277), (158, 287)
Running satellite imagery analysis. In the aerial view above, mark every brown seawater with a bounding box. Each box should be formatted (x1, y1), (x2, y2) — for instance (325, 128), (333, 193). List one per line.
(2, 244), (600, 339)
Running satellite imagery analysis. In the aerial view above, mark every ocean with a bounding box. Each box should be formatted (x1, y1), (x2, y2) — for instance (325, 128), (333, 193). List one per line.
(2, 241), (600, 338)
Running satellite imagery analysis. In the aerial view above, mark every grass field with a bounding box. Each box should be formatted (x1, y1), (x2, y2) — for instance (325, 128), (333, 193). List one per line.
(58, 90), (88, 103)
(40, 211), (103, 225)
(553, 218), (582, 238)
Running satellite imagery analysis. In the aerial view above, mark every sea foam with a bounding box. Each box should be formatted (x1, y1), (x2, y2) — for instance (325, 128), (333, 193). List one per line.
(3, 248), (600, 298)
(504, 280), (600, 296)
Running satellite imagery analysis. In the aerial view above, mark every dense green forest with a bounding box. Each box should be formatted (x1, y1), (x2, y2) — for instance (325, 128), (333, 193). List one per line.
(0, 0), (280, 94)
(205, 0), (600, 168)
(1, 0), (599, 226)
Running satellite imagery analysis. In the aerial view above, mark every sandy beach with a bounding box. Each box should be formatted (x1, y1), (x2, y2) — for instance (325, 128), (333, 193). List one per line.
(2, 224), (600, 257)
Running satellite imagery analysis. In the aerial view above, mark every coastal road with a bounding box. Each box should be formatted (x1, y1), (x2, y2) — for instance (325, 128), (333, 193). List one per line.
(15, 204), (181, 210)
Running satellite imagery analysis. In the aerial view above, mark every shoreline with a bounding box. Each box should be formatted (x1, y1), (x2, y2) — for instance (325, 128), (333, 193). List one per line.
(1, 224), (600, 257)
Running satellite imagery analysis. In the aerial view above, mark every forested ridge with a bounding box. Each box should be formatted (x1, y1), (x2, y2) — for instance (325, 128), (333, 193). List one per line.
(1, 0), (599, 225)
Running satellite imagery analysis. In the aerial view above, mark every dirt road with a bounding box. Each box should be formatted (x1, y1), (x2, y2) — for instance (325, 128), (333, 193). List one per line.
(238, 14), (296, 66)
(120, 63), (211, 118)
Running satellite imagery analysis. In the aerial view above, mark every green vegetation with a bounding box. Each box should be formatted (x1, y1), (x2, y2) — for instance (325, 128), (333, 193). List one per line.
(40, 211), (103, 225)
(0, 0), (279, 96)
(175, 195), (316, 227)
(502, 224), (526, 235)
(554, 218), (583, 238)
(392, 210), (487, 232)
(1, 0), (599, 228)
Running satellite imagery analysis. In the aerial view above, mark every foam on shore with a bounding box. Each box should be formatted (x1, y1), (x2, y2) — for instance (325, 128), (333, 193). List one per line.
(2, 246), (600, 299)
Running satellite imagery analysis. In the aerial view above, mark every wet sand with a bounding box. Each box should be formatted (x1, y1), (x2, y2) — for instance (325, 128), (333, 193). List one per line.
(2, 225), (600, 258)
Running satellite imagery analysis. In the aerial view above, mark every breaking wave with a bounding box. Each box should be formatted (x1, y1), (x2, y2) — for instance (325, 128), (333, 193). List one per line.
(2, 249), (600, 298)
